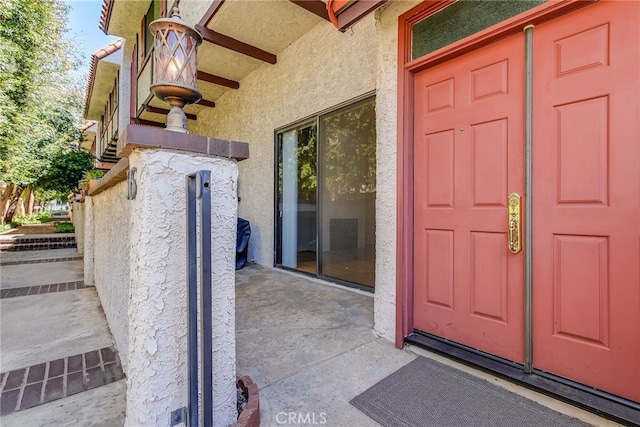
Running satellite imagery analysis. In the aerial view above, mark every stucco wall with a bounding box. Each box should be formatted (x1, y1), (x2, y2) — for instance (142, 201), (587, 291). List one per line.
(124, 149), (238, 427)
(191, 3), (420, 342)
(191, 14), (378, 267)
(83, 197), (95, 286)
(372, 0), (421, 341)
(92, 180), (132, 371)
(118, 40), (133, 139)
(84, 148), (238, 426)
(71, 201), (85, 255)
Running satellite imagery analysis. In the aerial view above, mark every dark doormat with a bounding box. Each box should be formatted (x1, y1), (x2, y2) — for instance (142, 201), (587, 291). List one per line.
(350, 356), (591, 427)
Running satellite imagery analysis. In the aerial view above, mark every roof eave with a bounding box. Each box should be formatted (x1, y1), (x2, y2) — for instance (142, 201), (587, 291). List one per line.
(83, 39), (123, 119)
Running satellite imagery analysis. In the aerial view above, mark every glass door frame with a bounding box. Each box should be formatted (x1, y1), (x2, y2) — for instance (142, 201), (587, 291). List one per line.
(273, 92), (376, 293)
(273, 119), (318, 274)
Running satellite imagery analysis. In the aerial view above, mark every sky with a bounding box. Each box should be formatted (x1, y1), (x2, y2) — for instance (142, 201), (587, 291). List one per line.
(62, 0), (118, 80)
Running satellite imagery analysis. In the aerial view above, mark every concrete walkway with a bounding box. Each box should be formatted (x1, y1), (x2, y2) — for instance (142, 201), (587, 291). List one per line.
(0, 246), (126, 426)
(236, 265), (619, 427)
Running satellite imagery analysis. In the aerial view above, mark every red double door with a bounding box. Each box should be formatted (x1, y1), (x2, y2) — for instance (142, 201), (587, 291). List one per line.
(412, 1), (639, 402)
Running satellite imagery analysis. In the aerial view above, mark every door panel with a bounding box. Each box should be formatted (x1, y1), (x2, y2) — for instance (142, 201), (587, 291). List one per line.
(413, 33), (525, 363)
(532, 0), (640, 401)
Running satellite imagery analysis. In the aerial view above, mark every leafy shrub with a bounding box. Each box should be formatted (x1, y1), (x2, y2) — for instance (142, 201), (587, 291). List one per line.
(11, 214), (38, 226)
(11, 212), (52, 226)
(54, 222), (75, 233)
(0, 223), (15, 233)
(79, 169), (106, 190)
(83, 169), (105, 181)
(36, 211), (51, 222)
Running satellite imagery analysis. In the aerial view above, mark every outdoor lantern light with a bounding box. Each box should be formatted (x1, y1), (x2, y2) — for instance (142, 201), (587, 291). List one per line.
(149, 5), (202, 133)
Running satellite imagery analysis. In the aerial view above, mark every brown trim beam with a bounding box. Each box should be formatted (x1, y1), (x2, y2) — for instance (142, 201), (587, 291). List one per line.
(289, 0), (330, 21)
(195, 25), (277, 64)
(197, 99), (216, 108)
(143, 104), (197, 121)
(198, 0), (225, 27)
(197, 70), (239, 89)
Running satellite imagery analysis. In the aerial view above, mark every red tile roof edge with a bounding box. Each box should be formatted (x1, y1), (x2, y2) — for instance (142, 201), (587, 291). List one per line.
(99, 0), (112, 34)
(82, 120), (97, 132)
(83, 39), (123, 119)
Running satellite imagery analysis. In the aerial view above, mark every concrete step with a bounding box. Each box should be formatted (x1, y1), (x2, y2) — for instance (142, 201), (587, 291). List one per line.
(0, 236), (77, 252)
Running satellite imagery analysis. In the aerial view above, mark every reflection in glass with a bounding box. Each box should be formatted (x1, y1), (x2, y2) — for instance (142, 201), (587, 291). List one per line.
(319, 98), (376, 287)
(277, 124), (317, 273)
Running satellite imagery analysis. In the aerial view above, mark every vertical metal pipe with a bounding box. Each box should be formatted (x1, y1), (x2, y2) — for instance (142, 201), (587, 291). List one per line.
(186, 174), (199, 427)
(524, 25), (534, 374)
(198, 171), (213, 427)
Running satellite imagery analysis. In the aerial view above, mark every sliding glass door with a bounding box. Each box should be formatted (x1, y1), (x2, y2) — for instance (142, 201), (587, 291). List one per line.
(276, 96), (376, 289)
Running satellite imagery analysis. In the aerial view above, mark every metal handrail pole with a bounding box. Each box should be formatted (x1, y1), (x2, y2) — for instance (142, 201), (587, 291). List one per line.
(197, 171), (214, 427)
(186, 173), (199, 427)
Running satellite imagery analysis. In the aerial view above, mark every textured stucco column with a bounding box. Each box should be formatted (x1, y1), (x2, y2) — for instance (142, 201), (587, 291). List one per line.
(124, 148), (238, 427)
(83, 196), (95, 286)
(72, 200), (85, 255)
(372, 1), (421, 342)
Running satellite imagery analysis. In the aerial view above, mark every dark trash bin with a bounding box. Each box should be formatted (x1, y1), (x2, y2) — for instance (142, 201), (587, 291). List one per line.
(236, 217), (251, 270)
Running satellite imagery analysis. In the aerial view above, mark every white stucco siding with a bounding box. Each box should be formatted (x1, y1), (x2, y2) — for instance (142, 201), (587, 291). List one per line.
(372, 1), (421, 342)
(118, 40), (133, 139)
(125, 149), (238, 427)
(191, 3), (420, 345)
(92, 180), (132, 371)
(72, 201), (85, 255)
(191, 15), (379, 266)
(83, 197), (95, 286)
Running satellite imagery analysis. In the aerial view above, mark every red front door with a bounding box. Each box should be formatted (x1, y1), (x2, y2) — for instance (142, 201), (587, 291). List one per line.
(532, 0), (640, 402)
(413, 32), (525, 363)
(412, 0), (640, 402)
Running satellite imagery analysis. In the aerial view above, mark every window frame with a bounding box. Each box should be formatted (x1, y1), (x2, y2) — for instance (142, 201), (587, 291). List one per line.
(140, 0), (167, 66)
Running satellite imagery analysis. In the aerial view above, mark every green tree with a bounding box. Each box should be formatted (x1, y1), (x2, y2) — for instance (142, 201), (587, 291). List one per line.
(0, 0), (88, 222)
(37, 149), (94, 195)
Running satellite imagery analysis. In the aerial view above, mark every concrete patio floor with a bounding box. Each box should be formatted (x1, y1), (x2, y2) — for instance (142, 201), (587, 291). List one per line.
(0, 248), (125, 426)
(236, 265), (618, 427)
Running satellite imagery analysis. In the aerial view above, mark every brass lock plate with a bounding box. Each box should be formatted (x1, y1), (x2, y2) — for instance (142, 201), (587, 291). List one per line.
(508, 192), (522, 254)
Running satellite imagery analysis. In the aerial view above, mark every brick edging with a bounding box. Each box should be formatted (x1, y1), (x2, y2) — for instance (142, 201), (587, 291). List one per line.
(231, 375), (260, 427)
(0, 236), (77, 252)
(0, 236), (76, 244)
(0, 243), (77, 252)
(0, 346), (125, 415)
(0, 256), (83, 267)
(0, 281), (87, 299)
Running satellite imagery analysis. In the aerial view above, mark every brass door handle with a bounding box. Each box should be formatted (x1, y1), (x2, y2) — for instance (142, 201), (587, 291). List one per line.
(508, 193), (522, 254)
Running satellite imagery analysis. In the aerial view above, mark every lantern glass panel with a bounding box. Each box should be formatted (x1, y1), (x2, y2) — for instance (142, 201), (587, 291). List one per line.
(153, 26), (198, 87)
